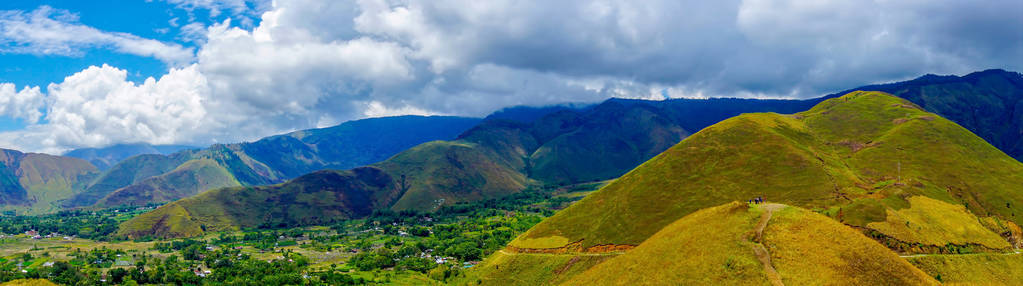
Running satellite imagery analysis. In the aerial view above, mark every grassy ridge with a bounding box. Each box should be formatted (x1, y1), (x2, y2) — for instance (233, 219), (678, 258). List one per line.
(515, 91), (1023, 250)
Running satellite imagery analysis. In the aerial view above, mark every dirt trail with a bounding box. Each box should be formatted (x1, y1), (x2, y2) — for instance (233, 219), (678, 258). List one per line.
(751, 203), (785, 286)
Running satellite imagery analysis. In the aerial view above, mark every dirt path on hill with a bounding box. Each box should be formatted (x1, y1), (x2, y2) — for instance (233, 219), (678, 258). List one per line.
(752, 203), (785, 286)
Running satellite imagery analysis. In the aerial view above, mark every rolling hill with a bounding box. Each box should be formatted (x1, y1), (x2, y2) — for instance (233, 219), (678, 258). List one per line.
(845, 69), (1023, 160)
(66, 115), (480, 208)
(64, 143), (197, 170)
(0, 149), (99, 214)
(482, 91), (1023, 284)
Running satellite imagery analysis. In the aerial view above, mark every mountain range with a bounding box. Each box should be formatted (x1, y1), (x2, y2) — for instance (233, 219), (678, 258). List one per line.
(117, 70), (1023, 238)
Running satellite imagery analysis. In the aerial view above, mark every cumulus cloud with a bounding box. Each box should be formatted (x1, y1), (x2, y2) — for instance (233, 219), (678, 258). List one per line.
(0, 6), (195, 66)
(0, 65), (207, 154)
(0, 84), (44, 124)
(1, 0), (1021, 153)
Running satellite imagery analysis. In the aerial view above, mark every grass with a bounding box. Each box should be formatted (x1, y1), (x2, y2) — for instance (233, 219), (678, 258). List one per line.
(764, 204), (936, 285)
(563, 202), (766, 285)
(515, 91), (1023, 249)
(463, 251), (615, 286)
(563, 202), (936, 285)
(907, 253), (1023, 285)
(866, 196), (1010, 249)
(0, 279), (57, 286)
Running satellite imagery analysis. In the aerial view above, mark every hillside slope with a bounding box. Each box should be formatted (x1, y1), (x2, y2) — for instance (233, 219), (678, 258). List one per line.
(561, 203), (936, 285)
(0, 149), (99, 214)
(844, 69), (1023, 160)
(117, 167), (401, 238)
(512, 91), (1023, 255)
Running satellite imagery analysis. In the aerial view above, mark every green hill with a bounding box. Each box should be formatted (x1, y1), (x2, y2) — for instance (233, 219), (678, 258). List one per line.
(117, 167), (402, 238)
(0, 149), (99, 214)
(67, 152), (195, 207)
(560, 203), (937, 285)
(841, 69), (1023, 161)
(94, 159), (242, 207)
(514, 91), (1023, 251)
(480, 91), (1023, 284)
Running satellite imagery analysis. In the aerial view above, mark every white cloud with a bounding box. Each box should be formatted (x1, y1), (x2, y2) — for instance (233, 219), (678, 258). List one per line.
(0, 84), (44, 124)
(0, 65), (208, 154)
(0, 6), (195, 66)
(1, 0), (1021, 153)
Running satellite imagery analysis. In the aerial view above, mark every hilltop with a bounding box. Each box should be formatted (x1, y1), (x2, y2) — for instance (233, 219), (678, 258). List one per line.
(488, 91), (1023, 284)
(845, 69), (1023, 160)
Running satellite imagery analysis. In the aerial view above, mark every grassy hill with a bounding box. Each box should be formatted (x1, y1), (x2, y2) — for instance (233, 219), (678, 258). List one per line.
(117, 167), (402, 238)
(94, 159), (242, 207)
(0, 149), (99, 214)
(560, 203), (937, 285)
(841, 69), (1023, 161)
(514, 91), (1023, 251)
(67, 152), (195, 207)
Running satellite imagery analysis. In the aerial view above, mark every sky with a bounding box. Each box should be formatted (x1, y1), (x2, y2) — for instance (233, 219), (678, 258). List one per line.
(0, 0), (1020, 154)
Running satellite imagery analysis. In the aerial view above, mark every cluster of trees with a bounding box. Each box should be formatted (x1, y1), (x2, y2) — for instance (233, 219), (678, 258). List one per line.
(0, 245), (365, 285)
(0, 205), (157, 240)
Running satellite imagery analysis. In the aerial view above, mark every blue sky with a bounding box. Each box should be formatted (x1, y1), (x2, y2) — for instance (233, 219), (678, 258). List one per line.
(0, 0), (257, 131)
(0, 0), (1020, 154)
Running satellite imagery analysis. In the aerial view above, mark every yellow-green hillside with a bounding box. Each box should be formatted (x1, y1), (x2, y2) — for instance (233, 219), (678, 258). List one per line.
(907, 253), (1023, 285)
(561, 203), (936, 285)
(0, 279), (58, 286)
(514, 91), (1023, 252)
